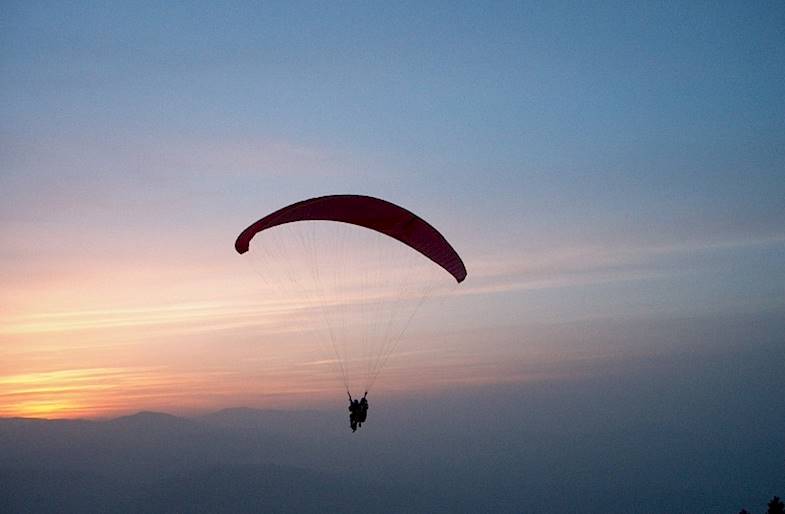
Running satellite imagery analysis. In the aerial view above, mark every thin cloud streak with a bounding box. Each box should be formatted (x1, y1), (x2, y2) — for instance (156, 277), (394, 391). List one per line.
(0, 301), (302, 335)
(470, 233), (785, 279)
(6, 231), (781, 340)
(464, 233), (785, 296)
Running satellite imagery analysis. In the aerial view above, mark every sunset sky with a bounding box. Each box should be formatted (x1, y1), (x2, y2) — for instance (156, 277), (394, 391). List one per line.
(2, 1), (783, 419)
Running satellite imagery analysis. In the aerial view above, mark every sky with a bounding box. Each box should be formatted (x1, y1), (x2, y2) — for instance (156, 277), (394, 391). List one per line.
(1, 1), (784, 420)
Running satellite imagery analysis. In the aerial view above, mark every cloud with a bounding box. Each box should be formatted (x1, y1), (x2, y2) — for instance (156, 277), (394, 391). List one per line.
(462, 233), (785, 297)
(0, 301), (300, 335)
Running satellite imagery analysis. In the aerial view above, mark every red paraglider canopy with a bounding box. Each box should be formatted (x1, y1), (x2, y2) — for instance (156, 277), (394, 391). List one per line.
(235, 195), (467, 283)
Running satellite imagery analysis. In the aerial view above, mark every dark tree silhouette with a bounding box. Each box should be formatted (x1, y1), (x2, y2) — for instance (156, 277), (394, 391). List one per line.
(738, 509), (750, 514)
(768, 496), (785, 514)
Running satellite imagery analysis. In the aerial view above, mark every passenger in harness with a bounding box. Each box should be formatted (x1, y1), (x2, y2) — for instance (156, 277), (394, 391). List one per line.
(347, 392), (369, 433)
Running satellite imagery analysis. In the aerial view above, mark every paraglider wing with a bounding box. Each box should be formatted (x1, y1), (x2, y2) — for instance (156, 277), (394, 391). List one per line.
(235, 195), (467, 283)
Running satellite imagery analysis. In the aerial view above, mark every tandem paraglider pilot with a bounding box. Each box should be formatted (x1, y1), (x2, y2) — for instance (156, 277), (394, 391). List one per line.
(348, 391), (369, 433)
